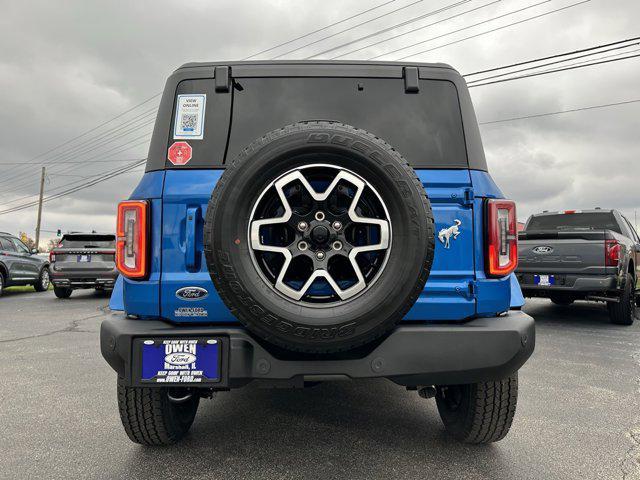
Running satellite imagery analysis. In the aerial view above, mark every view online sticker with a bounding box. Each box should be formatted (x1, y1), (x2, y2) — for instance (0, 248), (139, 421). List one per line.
(174, 94), (206, 140)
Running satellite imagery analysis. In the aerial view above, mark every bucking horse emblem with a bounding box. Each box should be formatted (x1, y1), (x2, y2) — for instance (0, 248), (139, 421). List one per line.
(438, 219), (462, 249)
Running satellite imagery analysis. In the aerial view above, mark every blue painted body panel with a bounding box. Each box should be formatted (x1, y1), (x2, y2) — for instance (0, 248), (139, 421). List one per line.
(121, 172), (165, 318)
(109, 275), (124, 311)
(119, 168), (518, 322)
(406, 170), (475, 320)
(160, 170), (234, 322)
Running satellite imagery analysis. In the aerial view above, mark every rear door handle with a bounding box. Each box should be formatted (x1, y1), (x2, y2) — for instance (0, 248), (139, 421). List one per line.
(185, 206), (201, 271)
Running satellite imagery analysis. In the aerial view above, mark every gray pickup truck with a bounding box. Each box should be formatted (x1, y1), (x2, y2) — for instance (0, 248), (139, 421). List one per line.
(49, 232), (117, 298)
(516, 209), (639, 325)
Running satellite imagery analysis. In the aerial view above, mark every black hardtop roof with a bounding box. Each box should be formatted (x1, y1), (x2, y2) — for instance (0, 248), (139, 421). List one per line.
(174, 60), (462, 81)
(178, 59), (457, 71)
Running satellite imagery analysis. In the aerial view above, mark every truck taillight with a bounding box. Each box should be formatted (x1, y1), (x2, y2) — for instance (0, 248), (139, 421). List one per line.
(605, 239), (620, 267)
(486, 199), (518, 277)
(49, 251), (56, 263)
(116, 200), (149, 279)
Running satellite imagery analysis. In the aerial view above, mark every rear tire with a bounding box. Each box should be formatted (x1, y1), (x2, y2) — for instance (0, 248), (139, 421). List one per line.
(608, 273), (636, 325)
(435, 372), (518, 444)
(34, 267), (50, 292)
(117, 378), (199, 446)
(54, 287), (72, 299)
(0, 271), (5, 297)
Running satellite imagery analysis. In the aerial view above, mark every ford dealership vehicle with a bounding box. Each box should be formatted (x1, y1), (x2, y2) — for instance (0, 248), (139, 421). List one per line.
(101, 61), (534, 446)
(49, 232), (117, 298)
(0, 232), (50, 296)
(517, 209), (639, 324)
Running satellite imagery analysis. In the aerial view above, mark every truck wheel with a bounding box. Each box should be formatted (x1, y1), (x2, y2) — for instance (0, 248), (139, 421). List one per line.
(204, 121), (435, 353)
(33, 267), (50, 292)
(435, 372), (518, 444)
(549, 294), (573, 306)
(53, 287), (72, 299)
(608, 273), (636, 325)
(117, 379), (199, 446)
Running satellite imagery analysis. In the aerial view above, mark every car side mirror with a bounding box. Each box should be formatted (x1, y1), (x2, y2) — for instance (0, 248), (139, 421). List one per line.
(31, 248), (38, 254)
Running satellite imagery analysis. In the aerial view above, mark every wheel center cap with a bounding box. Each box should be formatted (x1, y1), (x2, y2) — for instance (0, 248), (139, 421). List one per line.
(310, 225), (330, 245)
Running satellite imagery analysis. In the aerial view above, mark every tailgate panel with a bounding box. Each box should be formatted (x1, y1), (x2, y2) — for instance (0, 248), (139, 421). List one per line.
(518, 234), (606, 275)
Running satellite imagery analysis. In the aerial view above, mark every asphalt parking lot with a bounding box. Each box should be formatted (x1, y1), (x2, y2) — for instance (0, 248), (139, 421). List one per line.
(1, 289), (638, 480)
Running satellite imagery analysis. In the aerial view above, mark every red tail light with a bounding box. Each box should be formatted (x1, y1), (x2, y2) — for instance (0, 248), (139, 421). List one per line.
(116, 200), (149, 279)
(49, 251), (56, 263)
(486, 199), (518, 277)
(605, 239), (620, 267)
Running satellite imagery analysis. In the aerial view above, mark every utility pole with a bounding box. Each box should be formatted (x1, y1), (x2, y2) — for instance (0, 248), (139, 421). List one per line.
(34, 166), (45, 252)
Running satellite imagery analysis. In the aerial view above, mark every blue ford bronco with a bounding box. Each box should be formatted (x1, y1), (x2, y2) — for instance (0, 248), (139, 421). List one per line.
(101, 61), (534, 446)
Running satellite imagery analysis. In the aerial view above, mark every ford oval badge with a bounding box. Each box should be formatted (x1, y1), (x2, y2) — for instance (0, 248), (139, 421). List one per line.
(532, 246), (553, 254)
(176, 286), (209, 301)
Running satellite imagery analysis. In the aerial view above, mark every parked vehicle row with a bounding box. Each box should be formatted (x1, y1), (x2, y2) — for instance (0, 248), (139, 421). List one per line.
(516, 209), (640, 325)
(0, 231), (117, 298)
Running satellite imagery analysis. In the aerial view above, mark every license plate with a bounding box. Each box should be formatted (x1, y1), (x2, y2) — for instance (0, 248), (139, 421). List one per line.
(77, 255), (91, 263)
(534, 274), (555, 286)
(140, 338), (221, 384)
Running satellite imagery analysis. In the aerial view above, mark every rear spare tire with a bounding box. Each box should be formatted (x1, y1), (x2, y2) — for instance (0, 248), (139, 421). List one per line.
(204, 122), (435, 353)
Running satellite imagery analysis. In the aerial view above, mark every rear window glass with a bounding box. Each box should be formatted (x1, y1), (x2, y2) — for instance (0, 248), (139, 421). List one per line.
(165, 78), (232, 169)
(526, 213), (620, 233)
(60, 235), (115, 248)
(226, 77), (467, 168)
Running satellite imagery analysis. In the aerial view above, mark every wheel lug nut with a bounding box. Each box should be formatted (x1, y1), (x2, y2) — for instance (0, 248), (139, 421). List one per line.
(298, 241), (308, 251)
(316, 250), (325, 260)
(332, 221), (342, 231)
(297, 221), (308, 231)
(332, 241), (342, 251)
(315, 211), (325, 221)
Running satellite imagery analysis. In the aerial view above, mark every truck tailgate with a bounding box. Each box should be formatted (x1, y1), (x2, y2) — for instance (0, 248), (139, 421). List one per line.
(518, 230), (607, 275)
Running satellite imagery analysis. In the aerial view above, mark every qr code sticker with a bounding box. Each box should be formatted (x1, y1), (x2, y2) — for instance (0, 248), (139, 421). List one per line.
(181, 113), (198, 132)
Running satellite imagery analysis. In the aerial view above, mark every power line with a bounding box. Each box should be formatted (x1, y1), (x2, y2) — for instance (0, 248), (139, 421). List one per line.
(0, 117), (156, 188)
(20, 93), (160, 165)
(271, 0), (429, 59)
(329, 0), (499, 59)
(0, 105), (157, 190)
(0, 159), (145, 166)
(242, 0), (399, 60)
(0, 160), (146, 216)
(468, 51), (640, 87)
(0, 131), (152, 192)
(465, 41), (640, 84)
(0, 132), (151, 191)
(308, 0), (477, 59)
(2, 159), (145, 206)
(479, 98), (640, 125)
(390, 0), (590, 60)
(367, 0), (552, 60)
(463, 35), (640, 76)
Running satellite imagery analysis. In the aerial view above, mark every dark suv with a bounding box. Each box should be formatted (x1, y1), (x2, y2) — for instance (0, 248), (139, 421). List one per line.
(49, 232), (117, 298)
(0, 232), (50, 296)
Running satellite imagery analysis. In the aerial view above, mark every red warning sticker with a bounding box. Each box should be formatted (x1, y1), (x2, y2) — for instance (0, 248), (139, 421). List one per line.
(167, 141), (192, 166)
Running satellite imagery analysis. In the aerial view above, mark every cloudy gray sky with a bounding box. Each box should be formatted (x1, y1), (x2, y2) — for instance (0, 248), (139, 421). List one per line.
(1, 0), (638, 245)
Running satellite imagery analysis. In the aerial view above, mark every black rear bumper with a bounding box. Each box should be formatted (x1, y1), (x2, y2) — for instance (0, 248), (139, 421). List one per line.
(52, 272), (117, 289)
(517, 272), (619, 297)
(101, 311), (535, 389)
